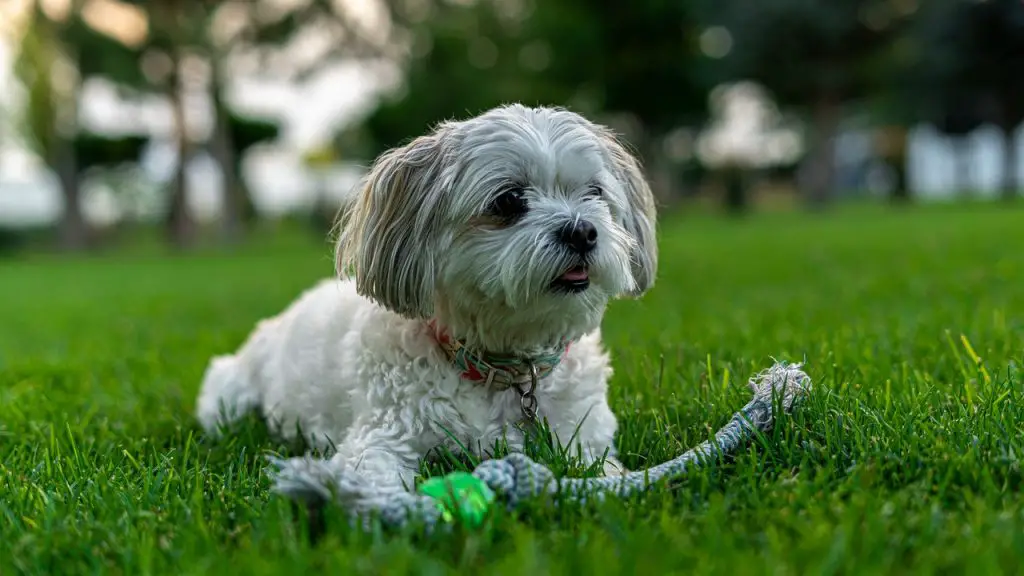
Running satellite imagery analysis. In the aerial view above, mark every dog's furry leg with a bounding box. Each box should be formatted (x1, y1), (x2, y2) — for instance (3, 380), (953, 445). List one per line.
(548, 397), (629, 477)
(320, 421), (426, 511)
(195, 316), (282, 435)
(195, 354), (261, 435)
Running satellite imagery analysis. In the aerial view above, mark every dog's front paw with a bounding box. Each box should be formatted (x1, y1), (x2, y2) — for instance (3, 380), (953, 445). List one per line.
(268, 455), (343, 503)
(269, 455), (390, 509)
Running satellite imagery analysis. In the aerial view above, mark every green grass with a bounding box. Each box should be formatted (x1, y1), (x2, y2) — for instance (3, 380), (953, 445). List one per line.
(2, 203), (1023, 575)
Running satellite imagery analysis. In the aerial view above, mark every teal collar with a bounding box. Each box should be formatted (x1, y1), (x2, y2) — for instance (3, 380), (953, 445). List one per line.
(426, 320), (570, 389)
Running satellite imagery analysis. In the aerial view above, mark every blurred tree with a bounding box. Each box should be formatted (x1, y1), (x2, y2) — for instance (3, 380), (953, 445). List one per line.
(343, 0), (708, 202)
(696, 81), (804, 212)
(936, 93), (986, 198)
(302, 144), (341, 234)
(596, 0), (709, 196)
(896, 0), (985, 198)
(220, 112), (280, 222)
(55, 0), (291, 246)
(74, 133), (149, 172)
(345, 0), (575, 159)
(13, 0), (195, 247)
(873, 125), (909, 203)
(130, 0), (200, 248)
(704, 0), (914, 208)
(114, 0), (395, 243)
(898, 0), (1024, 200)
(14, 0), (390, 248)
(13, 1), (91, 250)
(13, 4), (80, 249)
(98, 0), (241, 247)
(958, 0), (1024, 200)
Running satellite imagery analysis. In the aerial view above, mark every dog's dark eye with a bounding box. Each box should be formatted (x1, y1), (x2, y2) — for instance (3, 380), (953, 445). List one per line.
(586, 185), (603, 199)
(489, 185), (528, 220)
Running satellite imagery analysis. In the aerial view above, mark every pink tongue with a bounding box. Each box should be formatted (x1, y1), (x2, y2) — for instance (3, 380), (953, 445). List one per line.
(561, 268), (588, 281)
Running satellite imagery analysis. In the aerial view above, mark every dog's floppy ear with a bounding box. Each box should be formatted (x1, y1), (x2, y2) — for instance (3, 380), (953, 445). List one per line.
(593, 126), (658, 296)
(335, 129), (452, 318)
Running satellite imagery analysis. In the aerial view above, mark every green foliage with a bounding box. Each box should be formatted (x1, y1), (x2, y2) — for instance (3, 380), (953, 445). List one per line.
(924, 0), (1024, 131)
(12, 3), (151, 166)
(816, 0), (1024, 133)
(895, 0), (989, 133)
(346, 0), (708, 160)
(228, 113), (280, 157)
(2, 205), (1024, 572)
(73, 133), (149, 172)
(11, 5), (63, 162)
(351, 1), (565, 157)
(64, 16), (148, 89)
(702, 0), (912, 107)
(596, 0), (709, 134)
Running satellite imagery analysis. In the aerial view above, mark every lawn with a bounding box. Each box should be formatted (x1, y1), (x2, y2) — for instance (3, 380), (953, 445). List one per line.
(1, 203), (1023, 575)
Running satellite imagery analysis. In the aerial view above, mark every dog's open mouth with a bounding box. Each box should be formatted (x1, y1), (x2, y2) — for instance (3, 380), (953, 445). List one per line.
(552, 265), (590, 293)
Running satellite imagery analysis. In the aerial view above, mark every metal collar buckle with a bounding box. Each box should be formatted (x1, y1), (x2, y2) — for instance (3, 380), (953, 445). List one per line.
(514, 363), (539, 421)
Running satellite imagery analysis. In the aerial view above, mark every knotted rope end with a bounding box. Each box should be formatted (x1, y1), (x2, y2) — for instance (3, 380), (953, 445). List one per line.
(748, 361), (811, 413)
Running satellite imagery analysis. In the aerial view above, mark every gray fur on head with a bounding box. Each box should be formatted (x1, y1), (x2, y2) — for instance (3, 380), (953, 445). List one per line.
(335, 126), (457, 319)
(581, 121), (658, 296)
(334, 104), (658, 351)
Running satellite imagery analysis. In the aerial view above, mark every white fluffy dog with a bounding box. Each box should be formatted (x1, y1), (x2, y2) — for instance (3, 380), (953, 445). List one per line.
(195, 104), (657, 507)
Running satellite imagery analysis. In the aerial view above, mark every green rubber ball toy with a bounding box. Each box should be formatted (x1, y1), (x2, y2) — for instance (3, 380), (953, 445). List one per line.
(416, 471), (495, 528)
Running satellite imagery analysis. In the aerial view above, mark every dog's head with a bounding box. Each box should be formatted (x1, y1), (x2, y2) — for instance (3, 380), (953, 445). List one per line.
(336, 104), (657, 350)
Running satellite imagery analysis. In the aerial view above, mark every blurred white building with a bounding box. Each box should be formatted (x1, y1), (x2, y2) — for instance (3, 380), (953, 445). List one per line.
(694, 81), (1023, 200)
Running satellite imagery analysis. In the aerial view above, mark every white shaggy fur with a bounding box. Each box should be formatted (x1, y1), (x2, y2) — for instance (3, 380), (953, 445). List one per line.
(195, 104), (657, 507)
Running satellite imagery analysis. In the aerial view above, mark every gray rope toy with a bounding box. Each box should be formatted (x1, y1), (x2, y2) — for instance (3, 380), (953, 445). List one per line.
(268, 361), (810, 533)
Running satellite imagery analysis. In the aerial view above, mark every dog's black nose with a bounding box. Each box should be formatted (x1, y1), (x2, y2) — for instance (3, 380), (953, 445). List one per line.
(559, 220), (598, 254)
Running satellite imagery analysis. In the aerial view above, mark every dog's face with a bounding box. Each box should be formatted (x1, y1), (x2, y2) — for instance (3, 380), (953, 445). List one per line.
(336, 104), (657, 350)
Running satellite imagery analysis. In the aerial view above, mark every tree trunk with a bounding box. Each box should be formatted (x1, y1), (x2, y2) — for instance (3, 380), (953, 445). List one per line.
(801, 94), (842, 208)
(954, 137), (973, 199)
(1001, 127), (1019, 201)
(165, 62), (196, 248)
(209, 55), (246, 243)
(51, 64), (87, 250)
(722, 166), (749, 214)
(53, 137), (88, 250)
(875, 126), (910, 204)
(887, 159), (909, 204)
(627, 128), (674, 205)
(309, 171), (336, 235)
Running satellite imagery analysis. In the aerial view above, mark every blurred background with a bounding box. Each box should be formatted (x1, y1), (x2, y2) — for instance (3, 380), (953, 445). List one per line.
(0, 0), (1021, 255)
